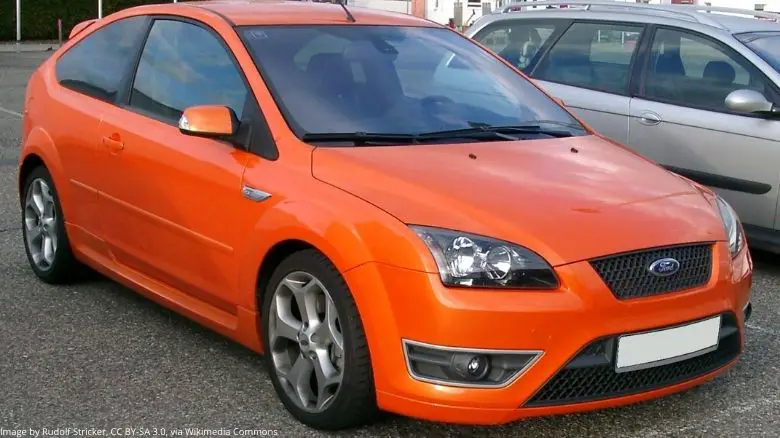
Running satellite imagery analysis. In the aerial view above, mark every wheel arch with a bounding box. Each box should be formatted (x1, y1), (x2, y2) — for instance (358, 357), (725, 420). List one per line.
(18, 127), (71, 217)
(255, 239), (320, 310)
(18, 153), (46, 206)
(238, 193), (433, 312)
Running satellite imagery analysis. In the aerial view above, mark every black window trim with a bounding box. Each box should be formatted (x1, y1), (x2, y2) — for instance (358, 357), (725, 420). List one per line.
(528, 19), (650, 98)
(632, 24), (780, 119)
(470, 17), (573, 75)
(54, 15), (152, 106)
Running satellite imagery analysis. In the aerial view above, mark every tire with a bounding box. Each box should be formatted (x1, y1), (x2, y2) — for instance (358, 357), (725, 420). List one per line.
(20, 165), (82, 284)
(261, 249), (380, 430)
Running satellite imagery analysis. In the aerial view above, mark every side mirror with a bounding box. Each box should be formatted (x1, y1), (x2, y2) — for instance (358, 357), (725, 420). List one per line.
(178, 105), (239, 139)
(725, 89), (778, 115)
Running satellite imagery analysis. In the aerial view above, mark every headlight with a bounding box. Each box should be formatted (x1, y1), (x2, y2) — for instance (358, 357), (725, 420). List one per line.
(715, 195), (745, 258)
(409, 225), (559, 289)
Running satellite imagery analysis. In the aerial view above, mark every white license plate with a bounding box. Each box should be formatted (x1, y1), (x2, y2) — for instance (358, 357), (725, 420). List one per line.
(615, 315), (721, 373)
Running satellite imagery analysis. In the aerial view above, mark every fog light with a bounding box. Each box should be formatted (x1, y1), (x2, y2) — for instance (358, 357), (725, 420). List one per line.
(403, 339), (542, 388)
(452, 353), (490, 380)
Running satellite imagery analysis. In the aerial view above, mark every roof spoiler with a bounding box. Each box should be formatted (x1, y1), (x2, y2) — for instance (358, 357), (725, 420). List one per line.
(69, 19), (98, 40)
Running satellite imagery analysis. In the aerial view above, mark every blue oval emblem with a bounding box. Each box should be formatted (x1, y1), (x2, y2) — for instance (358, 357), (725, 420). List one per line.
(648, 258), (680, 277)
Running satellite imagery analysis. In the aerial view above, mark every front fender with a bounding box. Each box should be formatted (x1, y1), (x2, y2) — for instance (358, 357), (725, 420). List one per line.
(236, 188), (438, 310)
(19, 127), (71, 217)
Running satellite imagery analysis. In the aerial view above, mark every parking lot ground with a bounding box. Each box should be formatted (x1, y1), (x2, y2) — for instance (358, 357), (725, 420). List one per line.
(1, 51), (779, 438)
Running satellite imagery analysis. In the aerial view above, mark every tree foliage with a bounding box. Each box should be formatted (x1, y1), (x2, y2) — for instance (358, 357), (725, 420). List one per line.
(1, 0), (187, 41)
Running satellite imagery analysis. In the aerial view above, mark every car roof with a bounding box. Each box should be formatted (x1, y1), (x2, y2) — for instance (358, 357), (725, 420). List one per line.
(170, 0), (437, 27)
(472, 1), (780, 36)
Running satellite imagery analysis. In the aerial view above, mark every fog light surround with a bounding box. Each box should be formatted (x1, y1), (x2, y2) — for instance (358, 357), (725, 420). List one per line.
(402, 339), (543, 388)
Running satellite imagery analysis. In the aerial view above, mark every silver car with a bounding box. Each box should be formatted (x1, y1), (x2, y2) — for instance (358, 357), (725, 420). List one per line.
(466, 1), (780, 253)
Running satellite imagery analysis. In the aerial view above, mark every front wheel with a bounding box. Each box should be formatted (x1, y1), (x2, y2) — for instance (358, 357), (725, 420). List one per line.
(261, 250), (380, 430)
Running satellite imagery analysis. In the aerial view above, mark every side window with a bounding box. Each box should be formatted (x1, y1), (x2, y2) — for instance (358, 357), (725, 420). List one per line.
(535, 22), (644, 94)
(129, 20), (248, 123)
(56, 17), (148, 103)
(642, 28), (772, 112)
(472, 21), (560, 71)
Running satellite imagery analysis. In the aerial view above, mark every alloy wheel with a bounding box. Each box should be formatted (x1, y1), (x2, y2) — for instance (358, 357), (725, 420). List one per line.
(24, 178), (59, 271)
(268, 271), (345, 413)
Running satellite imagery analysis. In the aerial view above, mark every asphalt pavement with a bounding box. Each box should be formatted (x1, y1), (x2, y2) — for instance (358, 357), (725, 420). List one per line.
(1, 51), (779, 438)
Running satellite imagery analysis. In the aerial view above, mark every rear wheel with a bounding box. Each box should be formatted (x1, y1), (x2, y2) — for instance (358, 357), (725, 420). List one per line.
(21, 166), (82, 284)
(261, 249), (380, 430)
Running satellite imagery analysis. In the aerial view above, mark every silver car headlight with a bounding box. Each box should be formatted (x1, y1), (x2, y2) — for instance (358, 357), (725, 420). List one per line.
(409, 225), (559, 289)
(715, 195), (745, 258)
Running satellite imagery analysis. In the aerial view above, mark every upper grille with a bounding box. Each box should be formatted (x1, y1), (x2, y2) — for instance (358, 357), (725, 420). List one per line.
(590, 243), (713, 300)
(525, 312), (740, 407)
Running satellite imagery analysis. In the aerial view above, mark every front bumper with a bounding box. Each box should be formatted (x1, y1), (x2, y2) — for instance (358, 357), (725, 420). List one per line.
(343, 241), (752, 425)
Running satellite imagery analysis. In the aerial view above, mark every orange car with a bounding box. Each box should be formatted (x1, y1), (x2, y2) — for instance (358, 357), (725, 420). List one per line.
(18, 0), (752, 431)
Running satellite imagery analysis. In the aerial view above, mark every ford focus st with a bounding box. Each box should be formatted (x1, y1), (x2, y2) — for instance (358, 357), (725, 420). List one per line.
(18, 0), (752, 431)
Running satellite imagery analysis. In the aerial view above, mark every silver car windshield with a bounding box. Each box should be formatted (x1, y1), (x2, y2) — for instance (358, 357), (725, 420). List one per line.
(738, 32), (780, 73)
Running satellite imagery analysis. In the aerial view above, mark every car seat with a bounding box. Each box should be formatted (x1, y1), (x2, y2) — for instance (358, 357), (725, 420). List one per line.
(307, 53), (357, 103)
(702, 60), (736, 85)
(498, 27), (541, 70)
(700, 60), (737, 108)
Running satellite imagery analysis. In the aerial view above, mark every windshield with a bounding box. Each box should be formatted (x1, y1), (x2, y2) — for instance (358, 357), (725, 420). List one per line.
(738, 32), (780, 73)
(239, 25), (587, 142)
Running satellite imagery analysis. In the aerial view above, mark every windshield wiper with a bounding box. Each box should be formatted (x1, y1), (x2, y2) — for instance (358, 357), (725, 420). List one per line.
(416, 124), (520, 141)
(302, 132), (419, 145)
(414, 121), (576, 140)
(302, 129), (518, 145)
(300, 120), (578, 146)
(459, 121), (575, 138)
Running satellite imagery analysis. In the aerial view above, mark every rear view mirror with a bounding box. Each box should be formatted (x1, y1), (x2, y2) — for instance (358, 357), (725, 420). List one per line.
(725, 89), (778, 116)
(179, 105), (239, 138)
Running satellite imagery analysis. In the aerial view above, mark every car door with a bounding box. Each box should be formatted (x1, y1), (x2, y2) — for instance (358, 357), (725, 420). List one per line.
(95, 17), (268, 310)
(628, 26), (780, 230)
(529, 20), (647, 148)
(49, 16), (149, 241)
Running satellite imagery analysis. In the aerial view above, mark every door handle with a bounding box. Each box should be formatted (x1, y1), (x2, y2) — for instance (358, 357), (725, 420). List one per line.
(638, 111), (662, 126)
(102, 134), (124, 153)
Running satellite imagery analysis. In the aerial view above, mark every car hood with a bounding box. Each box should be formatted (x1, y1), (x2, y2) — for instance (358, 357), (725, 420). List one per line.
(311, 135), (724, 266)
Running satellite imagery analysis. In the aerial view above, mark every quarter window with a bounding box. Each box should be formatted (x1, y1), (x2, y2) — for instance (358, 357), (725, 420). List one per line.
(642, 28), (772, 112)
(55, 16), (148, 103)
(535, 22), (643, 95)
(129, 19), (248, 123)
(473, 21), (561, 71)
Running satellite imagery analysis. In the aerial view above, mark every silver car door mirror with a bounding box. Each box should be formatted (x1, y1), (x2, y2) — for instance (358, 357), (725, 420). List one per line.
(725, 89), (776, 115)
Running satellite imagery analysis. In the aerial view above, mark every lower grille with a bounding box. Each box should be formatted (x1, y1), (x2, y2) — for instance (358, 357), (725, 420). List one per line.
(590, 243), (713, 300)
(525, 313), (740, 407)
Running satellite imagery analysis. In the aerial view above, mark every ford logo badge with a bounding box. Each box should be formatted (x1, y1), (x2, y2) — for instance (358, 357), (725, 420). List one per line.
(648, 258), (680, 277)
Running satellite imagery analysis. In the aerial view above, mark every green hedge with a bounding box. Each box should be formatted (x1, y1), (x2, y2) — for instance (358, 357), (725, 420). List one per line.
(0, 0), (194, 41)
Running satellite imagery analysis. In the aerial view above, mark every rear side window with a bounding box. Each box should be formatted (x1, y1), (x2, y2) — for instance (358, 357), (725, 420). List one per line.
(129, 19), (249, 123)
(472, 20), (562, 71)
(56, 16), (148, 103)
(534, 22), (644, 94)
